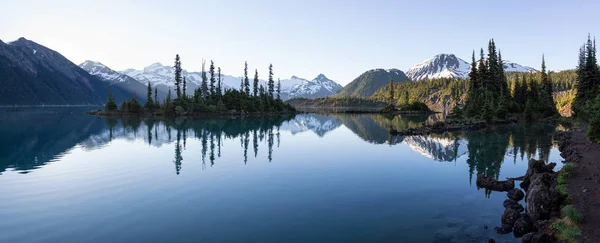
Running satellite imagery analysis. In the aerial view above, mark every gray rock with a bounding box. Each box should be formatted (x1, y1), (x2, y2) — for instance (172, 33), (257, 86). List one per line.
(503, 199), (525, 212)
(526, 172), (560, 221)
(502, 208), (521, 226)
(508, 188), (525, 201)
(513, 215), (533, 237)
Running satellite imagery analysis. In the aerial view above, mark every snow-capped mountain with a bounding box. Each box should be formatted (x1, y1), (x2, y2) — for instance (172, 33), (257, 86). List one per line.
(120, 62), (340, 100)
(279, 74), (342, 100)
(280, 114), (342, 136)
(406, 54), (470, 81)
(406, 54), (537, 81)
(80, 60), (136, 84)
(79, 60), (167, 100)
(403, 136), (468, 162)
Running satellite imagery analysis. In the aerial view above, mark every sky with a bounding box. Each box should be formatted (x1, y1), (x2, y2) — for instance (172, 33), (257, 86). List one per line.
(0, 0), (599, 85)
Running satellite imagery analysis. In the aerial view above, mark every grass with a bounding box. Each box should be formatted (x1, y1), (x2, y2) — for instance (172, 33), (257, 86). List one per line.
(562, 205), (584, 224)
(551, 219), (582, 243)
(561, 163), (576, 178)
(556, 163), (575, 197)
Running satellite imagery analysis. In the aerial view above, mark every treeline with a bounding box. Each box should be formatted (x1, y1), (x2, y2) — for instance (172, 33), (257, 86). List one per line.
(372, 78), (469, 111)
(451, 39), (558, 121)
(105, 55), (295, 115)
(572, 35), (600, 142)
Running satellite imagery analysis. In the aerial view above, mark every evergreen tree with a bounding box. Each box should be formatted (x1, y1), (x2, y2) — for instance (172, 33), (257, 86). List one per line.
(387, 78), (394, 104)
(128, 94), (142, 113)
(182, 76), (187, 98)
(468, 50), (478, 90)
(253, 69), (259, 96)
(277, 79), (281, 100)
(144, 82), (154, 110)
(539, 55), (558, 116)
(268, 64), (274, 98)
(174, 54), (182, 98)
(201, 60), (208, 98)
(259, 84), (266, 97)
(105, 89), (117, 111)
(244, 61), (250, 95)
(164, 89), (173, 113)
(209, 60), (216, 99)
(574, 35), (600, 118)
(217, 67), (223, 99)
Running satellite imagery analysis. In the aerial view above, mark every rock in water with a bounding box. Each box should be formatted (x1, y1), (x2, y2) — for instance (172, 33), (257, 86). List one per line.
(508, 188), (525, 201)
(503, 199), (524, 212)
(513, 215), (533, 237)
(502, 208), (521, 226)
(526, 172), (560, 221)
(521, 159), (556, 191)
(477, 174), (515, 191)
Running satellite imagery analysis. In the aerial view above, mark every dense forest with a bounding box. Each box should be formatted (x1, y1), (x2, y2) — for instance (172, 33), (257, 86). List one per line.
(103, 56), (295, 116)
(572, 35), (600, 142)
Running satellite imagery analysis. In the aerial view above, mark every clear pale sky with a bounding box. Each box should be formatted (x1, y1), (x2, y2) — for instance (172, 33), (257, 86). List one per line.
(1, 0), (598, 85)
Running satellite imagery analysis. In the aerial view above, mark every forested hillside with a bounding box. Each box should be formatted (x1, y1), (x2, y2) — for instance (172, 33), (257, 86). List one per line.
(336, 69), (411, 97)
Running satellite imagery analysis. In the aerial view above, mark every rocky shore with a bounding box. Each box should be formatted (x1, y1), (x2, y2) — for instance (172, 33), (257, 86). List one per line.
(477, 159), (563, 242)
(556, 124), (600, 243)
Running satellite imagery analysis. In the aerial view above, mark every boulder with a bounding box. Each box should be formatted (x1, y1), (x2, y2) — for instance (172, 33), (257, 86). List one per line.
(502, 208), (521, 226)
(503, 199), (524, 212)
(526, 172), (561, 221)
(477, 174), (515, 192)
(521, 159), (556, 191)
(513, 215), (534, 237)
(508, 188), (525, 201)
(521, 232), (554, 243)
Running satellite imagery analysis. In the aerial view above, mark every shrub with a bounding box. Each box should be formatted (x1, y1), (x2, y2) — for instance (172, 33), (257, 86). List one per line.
(562, 205), (583, 224)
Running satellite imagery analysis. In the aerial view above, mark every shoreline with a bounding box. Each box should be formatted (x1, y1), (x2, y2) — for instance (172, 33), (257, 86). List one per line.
(85, 109), (298, 118)
(556, 123), (600, 243)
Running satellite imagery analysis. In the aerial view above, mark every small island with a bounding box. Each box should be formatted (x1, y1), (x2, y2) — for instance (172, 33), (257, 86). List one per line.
(88, 57), (296, 117)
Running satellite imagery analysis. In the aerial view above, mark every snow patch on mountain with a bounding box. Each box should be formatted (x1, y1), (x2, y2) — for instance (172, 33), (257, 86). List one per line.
(80, 60), (134, 84)
(407, 54), (537, 81)
(280, 74), (342, 99)
(406, 54), (470, 81)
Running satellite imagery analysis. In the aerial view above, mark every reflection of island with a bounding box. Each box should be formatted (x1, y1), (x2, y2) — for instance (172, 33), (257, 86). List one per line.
(0, 110), (556, 179)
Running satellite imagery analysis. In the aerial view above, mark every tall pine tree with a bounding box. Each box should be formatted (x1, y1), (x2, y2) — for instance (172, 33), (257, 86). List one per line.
(174, 54), (182, 98)
(145, 82), (154, 110)
(209, 60), (216, 99)
(276, 79), (281, 100)
(268, 64), (274, 98)
(253, 69), (259, 96)
(216, 67), (222, 100)
(244, 61), (250, 95)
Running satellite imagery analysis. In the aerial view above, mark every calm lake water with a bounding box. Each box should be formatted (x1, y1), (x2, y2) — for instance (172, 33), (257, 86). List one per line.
(0, 108), (562, 243)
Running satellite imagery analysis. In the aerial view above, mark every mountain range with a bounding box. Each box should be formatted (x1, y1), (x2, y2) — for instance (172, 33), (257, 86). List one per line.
(406, 53), (536, 81)
(0, 37), (540, 105)
(0, 38), (134, 105)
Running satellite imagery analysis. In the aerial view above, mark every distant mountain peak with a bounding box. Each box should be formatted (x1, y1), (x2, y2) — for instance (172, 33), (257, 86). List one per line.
(315, 73), (328, 80)
(406, 53), (470, 81)
(406, 54), (536, 81)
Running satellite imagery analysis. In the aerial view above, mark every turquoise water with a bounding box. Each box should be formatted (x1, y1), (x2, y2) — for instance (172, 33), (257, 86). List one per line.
(0, 108), (561, 243)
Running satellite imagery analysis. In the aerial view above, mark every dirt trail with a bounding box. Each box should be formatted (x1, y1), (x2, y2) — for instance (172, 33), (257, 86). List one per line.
(559, 124), (600, 243)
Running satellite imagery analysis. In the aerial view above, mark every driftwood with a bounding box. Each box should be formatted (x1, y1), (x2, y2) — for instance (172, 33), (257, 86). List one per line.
(476, 174), (515, 192)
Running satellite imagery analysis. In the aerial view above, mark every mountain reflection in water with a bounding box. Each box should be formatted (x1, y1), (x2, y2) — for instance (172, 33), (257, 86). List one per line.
(0, 109), (555, 181)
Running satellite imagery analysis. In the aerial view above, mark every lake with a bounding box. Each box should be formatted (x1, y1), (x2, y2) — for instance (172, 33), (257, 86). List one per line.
(0, 108), (562, 243)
